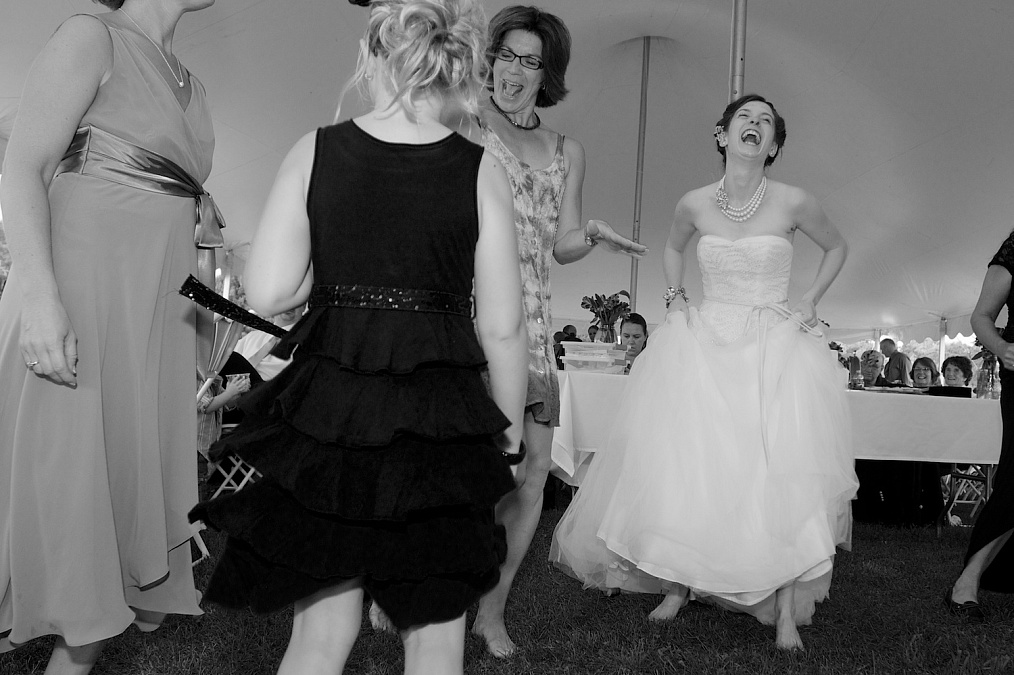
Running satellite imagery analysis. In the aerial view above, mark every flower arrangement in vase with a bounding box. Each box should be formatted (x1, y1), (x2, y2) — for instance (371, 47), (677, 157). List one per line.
(972, 332), (1002, 399)
(580, 290), (631, 344)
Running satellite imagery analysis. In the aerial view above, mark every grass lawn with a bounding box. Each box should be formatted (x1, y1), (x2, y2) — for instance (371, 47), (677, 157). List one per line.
(2, 508), (1013, 674)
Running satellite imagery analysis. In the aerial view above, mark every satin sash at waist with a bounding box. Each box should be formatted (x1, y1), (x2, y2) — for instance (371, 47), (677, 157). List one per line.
(54, 125), (224, 250)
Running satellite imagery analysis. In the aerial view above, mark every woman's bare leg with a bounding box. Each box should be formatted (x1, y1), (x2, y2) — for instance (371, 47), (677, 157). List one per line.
(402, 614), (466, 675)
(648, 584), (689, 622)
(278, 579), (363, 675)
(44, 637), (107, 675)
(952, 528), (1014, 603)
(472, 414), (554, 658)
(774, 582), (804, 651)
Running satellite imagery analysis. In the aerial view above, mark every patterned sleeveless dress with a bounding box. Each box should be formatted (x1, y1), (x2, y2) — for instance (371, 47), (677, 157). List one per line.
(482, 127), (567, 426)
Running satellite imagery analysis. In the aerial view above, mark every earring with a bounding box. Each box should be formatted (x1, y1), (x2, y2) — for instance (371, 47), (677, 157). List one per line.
(714, 126), (727, 147)
(768, 146), (778, 157)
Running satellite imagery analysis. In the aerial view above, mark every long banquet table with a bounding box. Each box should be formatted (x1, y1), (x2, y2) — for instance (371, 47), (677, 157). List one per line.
(551, 370), (1003, 486)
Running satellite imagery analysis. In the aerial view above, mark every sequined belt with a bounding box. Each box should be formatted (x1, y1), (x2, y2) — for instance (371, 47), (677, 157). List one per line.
(309, 284), (472, 316)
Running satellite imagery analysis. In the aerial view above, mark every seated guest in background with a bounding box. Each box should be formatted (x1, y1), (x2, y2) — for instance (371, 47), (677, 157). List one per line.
(562, 324), (580, 340)
(911, 357), (941, 389)
(881, 337), (913, 386)
(234, 303), (305, 381)
(587, 325), (599, 342)
(854, 355), (943, 525)
(943, 356), (974, 387)
(620, 313), (648, 374)
(553, 331), (566, 369)
(861, 349), (889, 387)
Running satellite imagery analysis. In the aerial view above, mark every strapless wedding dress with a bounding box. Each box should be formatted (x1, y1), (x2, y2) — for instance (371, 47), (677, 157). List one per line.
(550, 235), (859, 625)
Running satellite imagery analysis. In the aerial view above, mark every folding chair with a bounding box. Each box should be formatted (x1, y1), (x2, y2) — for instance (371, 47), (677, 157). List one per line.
(937, 464), (994, 537)
(206, 423), (262, 500)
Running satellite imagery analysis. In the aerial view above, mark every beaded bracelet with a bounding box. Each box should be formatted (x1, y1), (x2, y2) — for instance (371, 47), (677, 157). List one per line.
(663, 286), (689, 308)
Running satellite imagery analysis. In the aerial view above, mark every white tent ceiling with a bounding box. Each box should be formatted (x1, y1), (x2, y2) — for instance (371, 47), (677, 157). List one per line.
(4, 0), (1013, 341)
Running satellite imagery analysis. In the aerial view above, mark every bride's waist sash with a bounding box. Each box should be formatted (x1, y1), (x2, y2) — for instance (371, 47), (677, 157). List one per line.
(309, 284), (472, 317)
(54, 125), (224, 250)
(699, 295), (822, 465)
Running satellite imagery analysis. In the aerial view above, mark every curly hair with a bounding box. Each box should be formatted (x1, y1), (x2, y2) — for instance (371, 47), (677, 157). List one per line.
(339, 0), (487, 121)
(715, 93), (787, 168)
(486, 5), (570, 108)
(942, 355), (974, 385)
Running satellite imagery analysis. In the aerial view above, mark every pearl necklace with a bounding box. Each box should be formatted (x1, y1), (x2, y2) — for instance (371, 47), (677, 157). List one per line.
(715, 175), (767, 223)
(119, 9), (185, 88)
(489, 97), (540, 131)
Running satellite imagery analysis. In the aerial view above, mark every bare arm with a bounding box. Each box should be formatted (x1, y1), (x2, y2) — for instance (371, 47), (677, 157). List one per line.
(243, 131), (316, 317)
(791, 188), (848, 326)
(202, 377), (250, 413)
(552, 137), (647, 264)
(970, 265), (1014, 369)
(0, 16), (112, 385)
(662, 196), (698, 312)
(474, 152), (528, 461)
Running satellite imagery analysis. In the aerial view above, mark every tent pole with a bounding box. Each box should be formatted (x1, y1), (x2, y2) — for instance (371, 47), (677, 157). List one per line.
(938, 317), (948, 369)
(730, 0), (747, 102)
(629, 36), (650, 311)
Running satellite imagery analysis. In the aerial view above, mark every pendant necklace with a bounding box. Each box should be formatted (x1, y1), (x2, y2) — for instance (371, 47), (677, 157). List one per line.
(489, 96), (540, 131)
(715, 175), (767, 223)
(119, 9), (185, 88)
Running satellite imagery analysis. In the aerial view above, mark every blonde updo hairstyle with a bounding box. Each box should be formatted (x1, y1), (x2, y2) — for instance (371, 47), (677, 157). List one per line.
(339, 0), (487, 121)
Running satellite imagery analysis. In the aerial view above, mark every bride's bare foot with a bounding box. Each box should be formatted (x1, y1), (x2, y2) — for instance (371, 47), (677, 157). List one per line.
(368, 601), (396, 634)
(775, 618), (804, 651)
(471, 616), (516, 658)
(774, 584), (804, 651)
(648, 588), (688, 622)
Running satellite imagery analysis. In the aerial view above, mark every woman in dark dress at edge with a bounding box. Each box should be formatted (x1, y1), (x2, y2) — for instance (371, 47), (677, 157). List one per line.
(190, 0), (528, 672)
(946, 232), (1014, 623)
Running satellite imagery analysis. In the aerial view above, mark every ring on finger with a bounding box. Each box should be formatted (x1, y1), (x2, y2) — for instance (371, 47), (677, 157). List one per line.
(26, 360), (39, 368)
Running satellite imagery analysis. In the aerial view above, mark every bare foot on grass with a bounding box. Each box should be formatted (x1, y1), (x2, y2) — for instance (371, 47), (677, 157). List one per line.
(471, 616), (516, 658)
(368, 601), (396, 634)
(648, 587), (688, 622)
(775, 618), (804, 651)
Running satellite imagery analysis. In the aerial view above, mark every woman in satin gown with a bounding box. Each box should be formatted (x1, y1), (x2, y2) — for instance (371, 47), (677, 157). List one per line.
(550, 94), (859, 651)
(0, 0), (216, 671)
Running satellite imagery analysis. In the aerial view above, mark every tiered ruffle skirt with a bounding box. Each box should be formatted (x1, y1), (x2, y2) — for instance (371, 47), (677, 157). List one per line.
(191, 306), (516, 629)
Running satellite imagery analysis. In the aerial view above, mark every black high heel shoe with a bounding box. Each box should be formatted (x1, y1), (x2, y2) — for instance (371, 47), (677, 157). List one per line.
(944, 588), (986, 624)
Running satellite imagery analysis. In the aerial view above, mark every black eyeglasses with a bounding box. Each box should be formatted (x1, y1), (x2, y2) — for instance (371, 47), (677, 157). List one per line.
(495, 47), (544, 71)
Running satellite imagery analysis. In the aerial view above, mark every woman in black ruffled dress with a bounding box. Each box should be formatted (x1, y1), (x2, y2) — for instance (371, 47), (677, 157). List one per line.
(190, 0), (528, 672)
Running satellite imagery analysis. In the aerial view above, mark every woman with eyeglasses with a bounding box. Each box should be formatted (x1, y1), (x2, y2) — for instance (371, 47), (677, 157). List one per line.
(910, 356), (941, 388)
(462, 5), (647, 658)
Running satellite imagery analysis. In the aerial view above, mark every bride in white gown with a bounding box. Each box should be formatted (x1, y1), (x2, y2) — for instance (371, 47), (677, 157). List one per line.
(549, 94), (859, 651)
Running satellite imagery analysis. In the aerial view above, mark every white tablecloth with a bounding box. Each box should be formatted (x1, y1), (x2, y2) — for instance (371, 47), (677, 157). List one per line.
(551, 370), (1003, 486)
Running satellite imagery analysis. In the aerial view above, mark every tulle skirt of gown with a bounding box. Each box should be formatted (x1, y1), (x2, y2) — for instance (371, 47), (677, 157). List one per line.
(550, 307), (858, 625)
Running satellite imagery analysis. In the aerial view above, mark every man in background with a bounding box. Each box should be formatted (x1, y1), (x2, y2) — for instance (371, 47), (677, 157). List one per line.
(880, 338), (912, 386)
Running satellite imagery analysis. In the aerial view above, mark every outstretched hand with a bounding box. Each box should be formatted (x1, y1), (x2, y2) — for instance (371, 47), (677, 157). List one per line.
(586, 220), (648, 258)
(20, 296), (78, 387)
